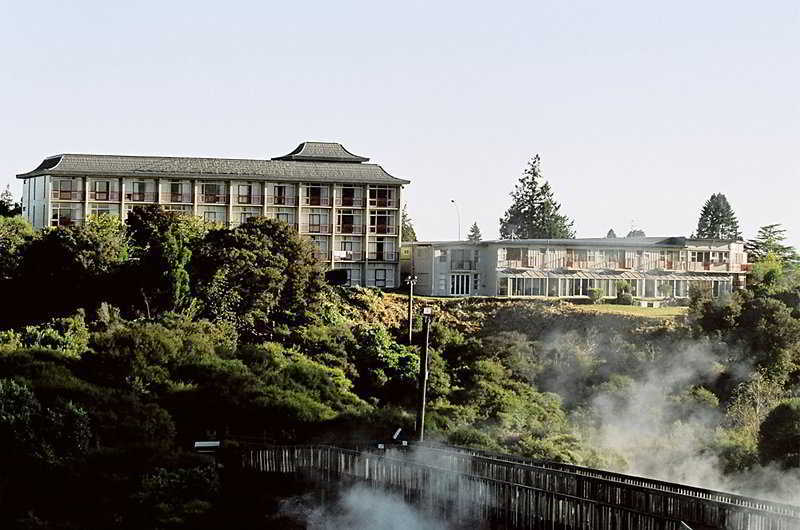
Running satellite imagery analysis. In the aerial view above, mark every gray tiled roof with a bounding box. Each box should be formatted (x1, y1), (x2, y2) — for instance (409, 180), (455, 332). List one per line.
(17, 151), (409, 185)
(273, 142), (369, 162)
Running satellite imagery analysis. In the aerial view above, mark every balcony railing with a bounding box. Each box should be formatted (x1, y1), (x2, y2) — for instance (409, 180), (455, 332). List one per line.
(369, 224), (397, 235)
(88, 191), (121, 201)
(235, 194), (264, 205)
(299, 223), (332, 234)
(333, 251), (362, 261)
(266, 195), (298, 206)
(51, 217), (84, 227)
(51, 190), (83, 201)
(303, 196), (331, 206)
(450, 260), (476, 271)
(126, 192), (158, 202)
(200, 194), (228, 204)
(336, 224), (365, 234)
(161, 192), (193, 203)
(367, 251), (398, 261)
(368, 198), (397, 208)
(335, 197), (364, 207)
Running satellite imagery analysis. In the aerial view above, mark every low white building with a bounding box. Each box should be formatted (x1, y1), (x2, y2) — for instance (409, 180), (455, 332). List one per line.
(400, 237), (747, 298)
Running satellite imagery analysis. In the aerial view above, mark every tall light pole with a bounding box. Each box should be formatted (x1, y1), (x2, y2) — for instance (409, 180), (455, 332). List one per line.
(405, 274), (417, 345)
(450, 199), (461, 240)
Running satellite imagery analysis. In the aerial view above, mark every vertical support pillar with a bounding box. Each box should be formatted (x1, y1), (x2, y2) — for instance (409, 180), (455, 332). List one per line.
(364, 184), (371, 287)
(228, 180), (234, 228)
(157, 178), (163, 205)
(262, 181), (268, 217)
(45, 176), (52, 228)
(396, 185), (403, 288)
(330, 184), (337, 269)
(83, 176), (89, 223)
(192, 180), (199, 217)
(297, 182), (304, 235)
(119, 178), (126, 222)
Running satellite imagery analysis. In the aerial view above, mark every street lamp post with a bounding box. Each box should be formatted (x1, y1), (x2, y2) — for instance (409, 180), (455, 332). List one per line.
(416, 306), (433, 442)
(450, 199), (461, 240)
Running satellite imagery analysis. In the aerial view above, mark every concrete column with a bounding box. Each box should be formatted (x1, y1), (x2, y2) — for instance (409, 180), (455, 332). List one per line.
(364, 184), (371, 285)
(157, 178), (163, 204)
(296, 182), (304, 234)
(396, 185), (403, 287)
(228, 180), (234, 227)
(192, 180), (199, 217)
(330, 184), (337, 269)
(262, 181), (268, 217)
(83, 176), (89, 223)
(119, 178), (126, 221)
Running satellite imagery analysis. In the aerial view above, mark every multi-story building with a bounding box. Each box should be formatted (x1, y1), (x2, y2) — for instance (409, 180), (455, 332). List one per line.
(400, 237), (748, 298)
(17, 142), (410, 288)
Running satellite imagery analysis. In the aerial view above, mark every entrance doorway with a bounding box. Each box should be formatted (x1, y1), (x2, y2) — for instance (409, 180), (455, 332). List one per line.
(450, 274), (471, 295)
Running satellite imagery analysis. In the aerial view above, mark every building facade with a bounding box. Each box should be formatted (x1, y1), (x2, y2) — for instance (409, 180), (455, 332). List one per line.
(17, 142), (410, 288)
(400, 237), (748, 298)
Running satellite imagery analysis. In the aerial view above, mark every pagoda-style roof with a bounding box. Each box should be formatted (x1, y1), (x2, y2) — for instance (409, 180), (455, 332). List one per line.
(17, 142), (410, 185)
(273, 142), (369, 163)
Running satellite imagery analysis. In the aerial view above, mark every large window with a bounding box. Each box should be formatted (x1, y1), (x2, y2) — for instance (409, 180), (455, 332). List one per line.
(91, 180), (110, 201)
(374, 269), (387, 287)
(202, 183), (223, 203)
(130, 181), (148, 202)
(51, 203), (79, 226)
(450, 273), (471, 295)
(369, 210), (395, 234)
(368, 186), (395, 207)
(237, 184), (253, 204)
(53, 179), (77, 200)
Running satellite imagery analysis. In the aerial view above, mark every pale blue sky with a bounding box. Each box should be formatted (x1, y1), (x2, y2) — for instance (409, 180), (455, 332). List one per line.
(2, 1), (798, 246)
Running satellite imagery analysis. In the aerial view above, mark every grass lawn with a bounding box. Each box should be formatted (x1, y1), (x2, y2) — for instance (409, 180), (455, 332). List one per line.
(575, 303), (688, 319)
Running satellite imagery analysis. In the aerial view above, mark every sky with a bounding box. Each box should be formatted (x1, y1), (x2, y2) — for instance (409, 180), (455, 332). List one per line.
(1, 1), (798, 246)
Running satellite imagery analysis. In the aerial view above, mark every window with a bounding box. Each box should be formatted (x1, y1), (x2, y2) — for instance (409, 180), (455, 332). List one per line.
(369, 186), (394, 207)
(53, 179), (76, 200)
(204, 211), (217, 222)
(90, 204), (112, 216)
(339, 187), (359, 206)
(305, 185), (328, 206)
(238, 184), (252, 204)
(438, 249), (448, 263)
(374, 269), (387, 287)
(369, 210), (395, 234)
(337, 210), (362, 233)
(170, 181), (184, 202)
(92, 180), (110, 200)
(239, 208), (260, 224)
(51, 203), (78, 226)
(129, 181), (148, 201)
(450, 273), (471, 295)
(202, 183), (222, 203)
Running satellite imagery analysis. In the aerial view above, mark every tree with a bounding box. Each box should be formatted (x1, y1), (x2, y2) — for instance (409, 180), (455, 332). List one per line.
(467, 222), (482, 242)
(759, 398), (800, 469)
(606, 229), (617, 238)
(0, 216), (33, 280)
(126, 206), (192, 315)
(745, 224), (798, 264)
(693, 193), (742, 240)
(0, 185), (21, 217)
(401, 205), (417, 242)
(626, 229), (646, 238)
(499, 155), (574, 239)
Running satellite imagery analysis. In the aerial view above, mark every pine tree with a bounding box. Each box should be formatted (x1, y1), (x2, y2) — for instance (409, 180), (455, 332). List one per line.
(745, 224), (798, 264)
(401, 205), (417, 242)
(694, 193), (742, 240)
(0, 185), (22, 217)
(499, 155), (574, 239)
(467, 222), (482, 242)
(626, 229), (646, 238)
(606, 228), (617, 238)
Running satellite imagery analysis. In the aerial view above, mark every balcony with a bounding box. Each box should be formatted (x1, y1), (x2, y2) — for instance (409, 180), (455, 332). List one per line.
(333, 250), (362, 261)
(51, 190), (83, 201)
(368, 198), (397, 208)
(266, 195), (298, 206)
(235, 194), (264, 205)
(200, 194), (228, 204)
(299, 223), (332, 234)
(367, 251), (398, 261)
(335, 197), (364, 207)
(450, 260), (476, 271)
(336, 224), (365, 234)
(126, 192), (158, 202)
(88, 191), (121, 201)
(161, 192), (193, 203)
(369, 224), (397, 235)
(304, 196), (331, 206)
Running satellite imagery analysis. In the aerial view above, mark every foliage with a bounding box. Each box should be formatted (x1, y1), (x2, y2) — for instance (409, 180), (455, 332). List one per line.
(499, 155), (574, 239)
(626, 229), (646, 238)
(745, 224), (798, 264)
(401, 205), (417, 242)
(587, 287), (604, 304)
(606, 228), (617, 238)
(693, 193), (742, 240)
(20, 312), (90, 358)
(0, 184), (22, 217)
(0, 215), (33, 280)
(758, 398), (800, 468)
(191, 217), (324, 341)
(467, 222), (482, 242)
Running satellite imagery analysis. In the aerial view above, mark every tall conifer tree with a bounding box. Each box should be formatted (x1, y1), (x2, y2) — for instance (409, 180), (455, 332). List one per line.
(467, 222), (482, 242)
(499, 155), (574, 239)
(694, 193), (742, 240)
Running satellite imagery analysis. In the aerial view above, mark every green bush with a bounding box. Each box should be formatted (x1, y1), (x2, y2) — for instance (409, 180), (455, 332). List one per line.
(759, 398), (800, 468)
(615, 293), (634, 305)
(587, 287), (604, 304)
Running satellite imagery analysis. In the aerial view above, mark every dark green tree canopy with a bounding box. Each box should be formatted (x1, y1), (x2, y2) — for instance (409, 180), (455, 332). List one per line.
(499, 155), (575, 240)
(0, 185), (22, 218)
(467, 222), (482, 242)
(626, 229), (646, 238)
(759, 398), (800, 469)
(606, 229), (617, 238)
(401, 205), (417, 242)
(745, 224), (799, 264)
(694, 193), (742, 240)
